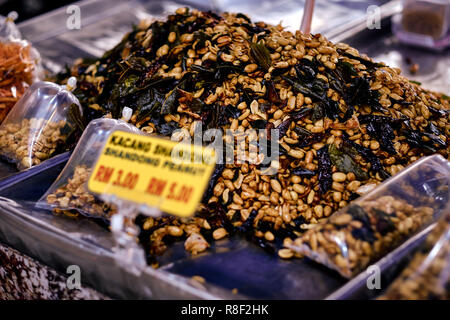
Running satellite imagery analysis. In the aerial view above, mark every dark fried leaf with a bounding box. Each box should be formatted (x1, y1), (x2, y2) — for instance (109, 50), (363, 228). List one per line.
(191, 64), (215, 75)
(149, 21), (171, 55)
(251, 236), (276, 254)
(324, 60), (356, 98)
(126, 56), (151, 72)
(297, 132), (325, 148)
(251, 119), (266, 129)
(358, 115), (403, 155)
(136, 89), (163, 122)
(311, 104), (324, 121)
(204, 201), (234, 231)
(328, 144), (369, 181)
(352, 226), (376, 243)
(428, 105), (449, 118)
(291, 167), (316, 177)
(291, 107), (312, 121)
(157, 121), (179, 136)
(278, 118), (292, 137)
(409, 80), (422, 85)
(241, 23), (268, 35)
(258, 139), (287, 158)
(347, 205), (371, 228)
(401, 128), (446, 153)
(160, 89), (178, 115)
(323, 99), (340, 120)
(427, 122), (441, 136)
(237, 209), (258, 233)
(189, 98), (206, 113)
(266, 80), (279, 103)
(139, 75), (175, 92)
(202, 163), (225, 203)
(293, 126), (312, 139)
(112, 74), (140, 98)
(293, 215), (307, 227)
(271, 66), (290, 77)
(294, 60), (316, 80)
(370, 121), (396, 154)
(282, 75), (327, 102)
(317, 145), (332, 194)
(177, 89), (207, 113)
(224, 104), (241, 119)
(236, 13), (251, 23)
(337, 60), (358, 78)
(214, 62), (244, 81)
(214, 103), (229, 128)
(193, 30), (210, 49)
(372, 208), (395, 235)
(67, 103), (86, 131)
(339, 50), (384, 70)
(346, 77), (385, 113)
(250, 42), (271, 71)
(342, 132), (388, 177)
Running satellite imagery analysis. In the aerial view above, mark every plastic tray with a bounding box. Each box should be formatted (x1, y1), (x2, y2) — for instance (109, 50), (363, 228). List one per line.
(0, 152), (71, 188)
(1, 155), (448, 299)
(0, 163), (345, 299)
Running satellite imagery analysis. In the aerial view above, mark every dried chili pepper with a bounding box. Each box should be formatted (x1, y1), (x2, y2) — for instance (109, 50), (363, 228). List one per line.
(291, 167), (316, 177)
(358, 115), (403, 155)
(297, 132), (326, 148)
(317, 145), (332, 194)
(237, 209), (258, 234)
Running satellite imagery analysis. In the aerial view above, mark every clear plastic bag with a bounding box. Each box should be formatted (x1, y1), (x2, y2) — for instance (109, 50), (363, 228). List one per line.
(379, 211), (450, 300)
(287, 155), (450, 278)
(392, 0), (450, 50)
(0, 12), (21, 41)
(37, 117), (165, 275)
(36, 117), (143, 220)
(0, 78), (81, 170)
(0, 12), (42, 123)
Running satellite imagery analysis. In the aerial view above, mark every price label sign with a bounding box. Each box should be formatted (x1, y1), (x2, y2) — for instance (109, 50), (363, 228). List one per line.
(87, 130), (216, 217)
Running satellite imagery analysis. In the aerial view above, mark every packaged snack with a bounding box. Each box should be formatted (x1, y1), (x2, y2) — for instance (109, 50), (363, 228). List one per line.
(36, 117), (143, 220)
(287, 155), (449, 278)
(0, 78), (81, 169)
(379, 212), (450, 300)
(0, 12), (42, 123)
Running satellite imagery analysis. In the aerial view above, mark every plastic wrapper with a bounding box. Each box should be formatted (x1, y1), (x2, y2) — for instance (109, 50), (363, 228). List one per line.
(0, 12), (42, 123)
(392, 0), (450, 50)
(36, 117), (143, 220)
(287, 155), (449, 278)
(378, 212), (450, 300)
(0, 78), (81, 170)
(0, 12), (21, 41)
(36, 117), (156, 274)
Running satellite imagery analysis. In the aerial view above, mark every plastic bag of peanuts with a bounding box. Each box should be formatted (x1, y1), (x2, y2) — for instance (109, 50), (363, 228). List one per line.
(286, 155), (449, 278)
(0, 77), (81, 170)
(36, 117), (143, 220)
(378, 211), (450, 300)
